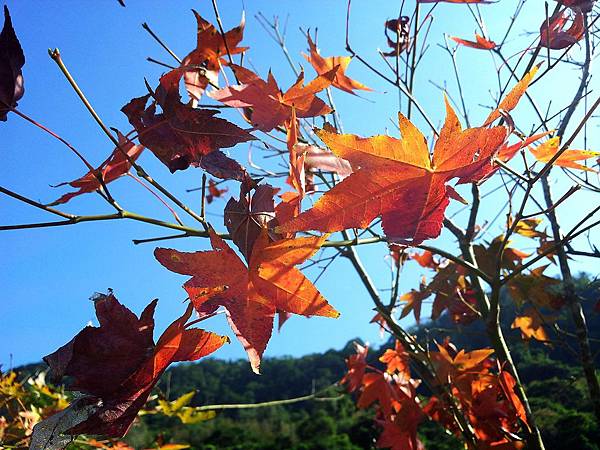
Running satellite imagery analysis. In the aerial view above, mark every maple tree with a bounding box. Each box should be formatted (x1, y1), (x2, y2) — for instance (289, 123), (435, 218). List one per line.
(2, 1), (600, 449)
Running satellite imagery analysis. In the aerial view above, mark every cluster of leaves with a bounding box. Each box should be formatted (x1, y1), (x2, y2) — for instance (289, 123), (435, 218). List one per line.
(341, 339), (529, 449)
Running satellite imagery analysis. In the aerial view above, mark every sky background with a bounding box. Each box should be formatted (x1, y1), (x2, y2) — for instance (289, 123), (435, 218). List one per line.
(2, 0), (598, 371)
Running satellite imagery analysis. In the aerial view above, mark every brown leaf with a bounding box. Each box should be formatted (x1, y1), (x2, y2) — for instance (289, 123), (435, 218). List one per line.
(0, 6), (25, 121)
(122, 70), (254, 173)
(43, 293), (227, 437)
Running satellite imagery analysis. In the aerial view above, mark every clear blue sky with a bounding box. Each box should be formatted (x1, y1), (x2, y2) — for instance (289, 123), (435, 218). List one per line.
(1, 0), (597, 369)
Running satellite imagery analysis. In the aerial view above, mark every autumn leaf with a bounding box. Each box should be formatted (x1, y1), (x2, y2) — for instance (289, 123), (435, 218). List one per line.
(510, 217), (548, 239)
(528, 136), (599, 172)
(278, 98), (511, 244)
(432, 344), (494, 382)
(154, 229), (339, 373)
(42, 293), (228, 437)
(400, 286), (430, 324)
(122, 69), (254, 174)
(208, 64), (335, 131)
(511, 308), (551, 341)
(303, 33), (372, 95)
(507, 265), (565, 310)
(450, 33), (496, 50)
(206, 179), (228, 204)
(0, 5), (25, 121)
(357, 373), (400, 417)
(224, 183), (279, 261)
(380, 341), (409, 375)
(181, 10), (246, 105)
(376, 413), (424, 450)
(540, 8), (585, 50)
(410, 250), (438, 269)
(341, 342), (369, 393)
(49, 133), (144, 205)
(382, 17), (411, 57)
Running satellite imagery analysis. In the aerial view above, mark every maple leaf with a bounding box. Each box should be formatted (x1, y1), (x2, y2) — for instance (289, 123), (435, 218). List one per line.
(357, 372), (400, 418)
(0, 6), (25, 121)
(540, 8), (585, 50)
(409, 250), (438, 269)
(473, 235), (531, 278)
(341, 342), (369, 393)
(206, 179), (228, 204)
(278, 97), (510, 244)
(122, 69), (254, 174)
(450, 34), (496, 50)
(399, 286), (430, 324)
(432, 344), (494, 383)
(208, 64), (335, 131)
(49, 133), (144, 205)
(154, 229), (339, 373)
(510, 217), (548, 239)
(529, 136), (599, 172)
(42, 293), (228, 437)
(376, 414), (424, 450)
(303, 34), (372, 95)
(181, 10), (246, 105)
(507, 265), (565, 310)
(224, 184), (279, 260)
(383, 17), (411, 57)
(511, 308), (552, 341)
(380, 341), (409, 375)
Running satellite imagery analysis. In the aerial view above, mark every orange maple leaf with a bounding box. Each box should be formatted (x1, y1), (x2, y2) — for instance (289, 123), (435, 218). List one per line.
(511, 308), (551, 341)
(154, 229), (339, 373)
(379, 340), (410, 375)
(528, 136), (599, 172)
(303, 34), (372, 95)
(181, 10), (247, 105)
(450, 33), (496, 50)
(278, 67), (538, 244)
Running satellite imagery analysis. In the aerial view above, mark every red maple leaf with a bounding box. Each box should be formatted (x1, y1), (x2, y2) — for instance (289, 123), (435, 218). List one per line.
(43, 293), (228, 437)
(540, 8), (585, 50)
(357, 372), (400, 418)
(0, 6), (25, 121)
(50, 133), (144, 205)
(341, 342), (369, 393)
(154, 229), (339, 373)
(208, 64), (336, 131)
(122, 69), (254, 174)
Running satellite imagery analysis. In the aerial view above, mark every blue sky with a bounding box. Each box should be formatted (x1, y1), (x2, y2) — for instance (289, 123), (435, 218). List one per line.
(2, 0), (597, 369)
